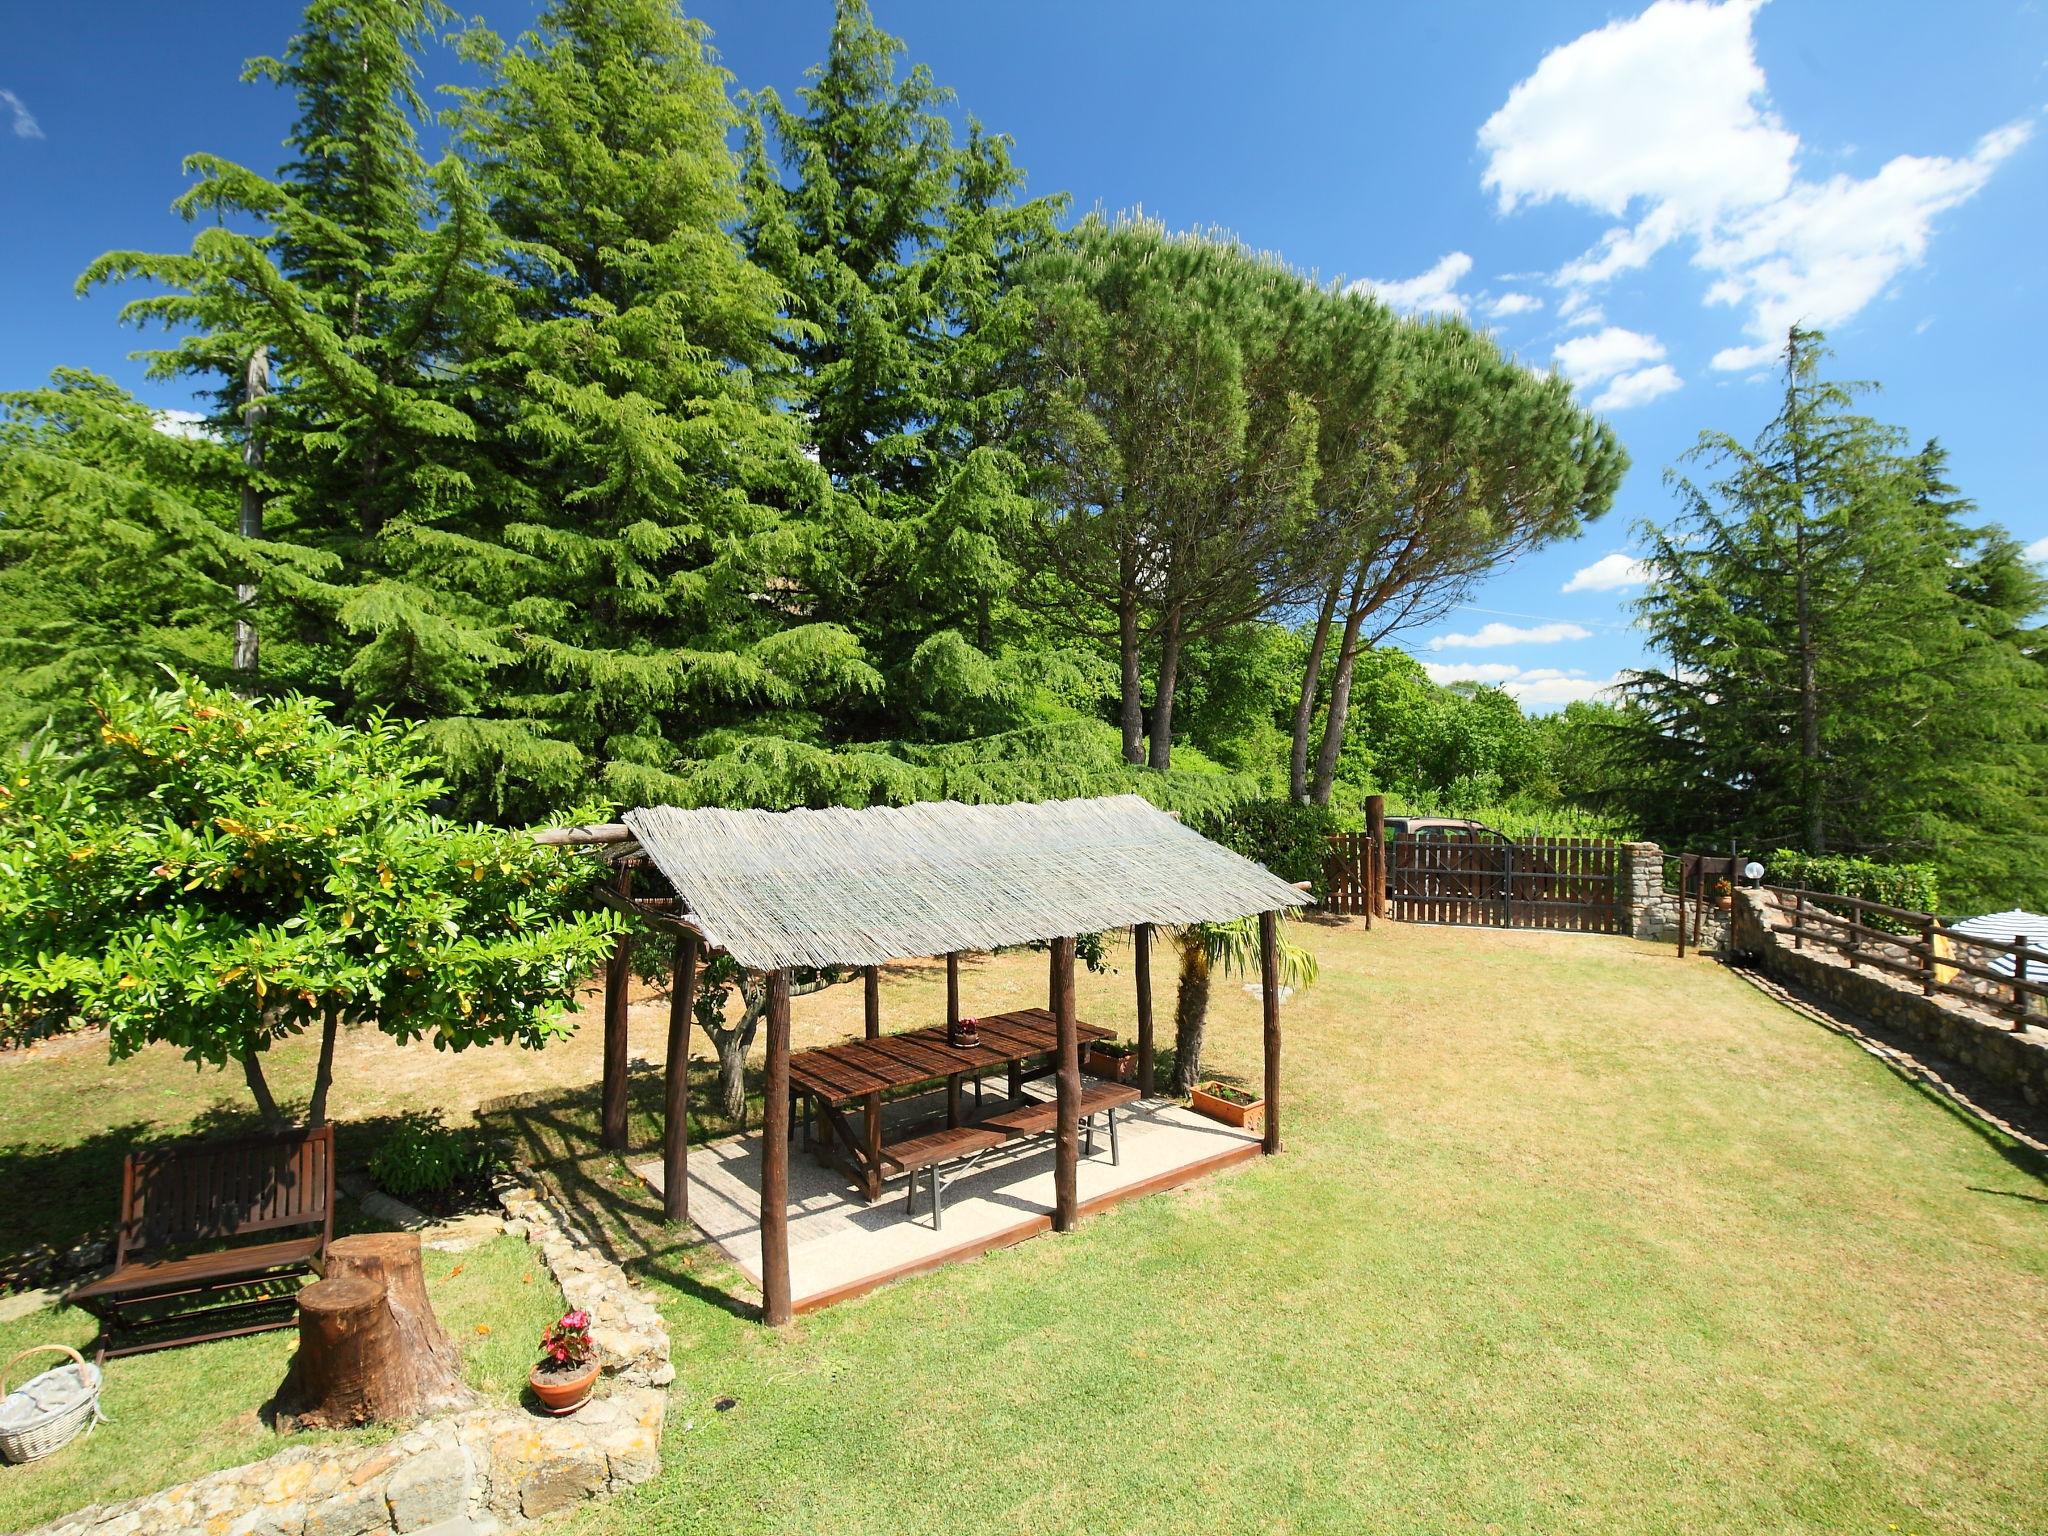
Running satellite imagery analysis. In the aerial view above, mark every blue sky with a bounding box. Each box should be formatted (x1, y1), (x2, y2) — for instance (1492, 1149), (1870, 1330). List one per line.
(3, 0), (2043, 707)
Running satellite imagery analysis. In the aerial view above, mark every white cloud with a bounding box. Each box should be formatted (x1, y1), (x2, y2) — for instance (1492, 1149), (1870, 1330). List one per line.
(1592, 362), (1683, 411)
(1700, 121), (2031, 369)
(1351, 251), (1473, 315)
(1487, 291), (1543, 318)
(1562, 552), (1652, 593)
(1480, 1), (1793, 228)
(1479, 0), (2030, 367)
(1557, 291), (1605, 329)
(2025, 537), (2048, 564)
(1428, 621), (1592, 651)
(153, 409), (215, 441)
(1551, 326), (1666, 387)
(1, 89), (41, 140)
(1421, 660), (1622, 710)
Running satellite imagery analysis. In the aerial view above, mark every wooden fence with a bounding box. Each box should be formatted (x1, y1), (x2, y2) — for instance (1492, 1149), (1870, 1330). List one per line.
(1769, 886), (2047, 1026)
(1325, 832), (1624, 933)
(1322, 831), (1383, 922)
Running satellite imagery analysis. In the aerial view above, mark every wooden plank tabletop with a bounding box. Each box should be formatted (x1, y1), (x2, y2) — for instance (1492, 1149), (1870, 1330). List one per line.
(788, 1006), (1109, 1103)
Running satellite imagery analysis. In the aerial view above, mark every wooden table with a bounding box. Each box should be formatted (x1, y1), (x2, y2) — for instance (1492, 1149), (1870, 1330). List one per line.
(788, 1007), (1109, 1201)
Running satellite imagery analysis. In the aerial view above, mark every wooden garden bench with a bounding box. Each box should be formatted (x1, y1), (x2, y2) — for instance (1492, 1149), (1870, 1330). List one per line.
(68, 1125), (334, 1359)
(880, 1126), (1005, 1230)
(982, 1081), (1142, 1164)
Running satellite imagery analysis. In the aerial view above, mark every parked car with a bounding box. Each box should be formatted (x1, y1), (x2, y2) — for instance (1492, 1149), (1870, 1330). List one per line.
(1381, 816), (1509, 843)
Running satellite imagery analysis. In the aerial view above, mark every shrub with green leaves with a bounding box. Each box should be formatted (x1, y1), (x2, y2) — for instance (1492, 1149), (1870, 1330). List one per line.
(1196, 799), (1341, 894)
(0, 673), (623, 1123)
(368, 1111), (503, 1199)
(1764, 851), (1941, 920)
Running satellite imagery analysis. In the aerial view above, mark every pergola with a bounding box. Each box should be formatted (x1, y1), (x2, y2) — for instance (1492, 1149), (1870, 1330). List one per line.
(545, 794), (1310, 1324)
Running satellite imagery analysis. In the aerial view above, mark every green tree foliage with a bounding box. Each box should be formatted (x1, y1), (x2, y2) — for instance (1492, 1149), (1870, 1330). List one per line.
(1022, 217), (1323, 769)
(1295, 314), (1626, 805)
(0, 675), (620, 1122)
(739, 0), (1067, 748)
(0, 373), (331, 738)
(1603, 328), (2048, 911)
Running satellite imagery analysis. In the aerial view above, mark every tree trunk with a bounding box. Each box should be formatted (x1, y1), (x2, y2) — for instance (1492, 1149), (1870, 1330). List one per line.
(277, 1232), (468, 1428)
(705, 978), (768, 1126)
(1147, 604), (1184, 771)
(233, 346), (268, 680)
(1290, 572), (1343, 802)
(1310, 571), (1371, 805)
(305, 1002), (340, 1128)
(1117, 557), (1145, 766)
(1168, 937), (1212, 1097)
(241, 1048), (286, 1131)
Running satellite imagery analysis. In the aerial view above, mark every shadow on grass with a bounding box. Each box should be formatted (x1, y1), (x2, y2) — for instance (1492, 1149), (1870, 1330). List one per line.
(475, 1058), (763, 1320)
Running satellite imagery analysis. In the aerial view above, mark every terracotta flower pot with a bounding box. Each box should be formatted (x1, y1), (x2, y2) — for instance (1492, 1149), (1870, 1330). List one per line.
(1084, 1046), (1136, 1083)
(1189, 1081), (1264, 1131)
(529, 1359), (599, 1415)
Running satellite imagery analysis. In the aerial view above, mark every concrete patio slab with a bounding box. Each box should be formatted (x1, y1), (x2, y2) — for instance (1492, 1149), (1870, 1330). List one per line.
(634, 1083), (1261, 1312)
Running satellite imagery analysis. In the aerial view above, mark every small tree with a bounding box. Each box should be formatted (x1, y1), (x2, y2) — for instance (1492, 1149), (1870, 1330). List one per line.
(0, 674), (621, 1125)
(1168, 916), (1318, 1097)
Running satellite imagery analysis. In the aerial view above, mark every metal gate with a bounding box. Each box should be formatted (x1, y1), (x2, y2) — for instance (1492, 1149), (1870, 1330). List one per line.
(1385, 833), (1624, 933)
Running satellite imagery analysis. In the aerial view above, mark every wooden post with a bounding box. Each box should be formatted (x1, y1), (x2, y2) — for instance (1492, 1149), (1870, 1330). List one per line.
(760, 969), (792, 1326)
(1259, 910), (1282, 1155)
(1133, 923), (1155, 1096)
(863, 965), (880, 1040)
(1365, 795), (1386, 921)
(662, 931), (700, 1226)
(1919, 915), (1936, 996)
(944, 951), (964, 1126)
(1793, 890), (1805, 950)
(1047, 941), (1058, 1012)
(601, 864), (634, 1151)
(2013, 935), (2029, 1025)
(1676, 856), (1687, 959)
(1052, 936), (1080, 1233)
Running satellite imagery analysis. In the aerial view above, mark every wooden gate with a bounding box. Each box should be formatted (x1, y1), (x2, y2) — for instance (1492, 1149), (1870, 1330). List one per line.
(1321, 831), (1383, 919)
(1384, 833), (1624, 933)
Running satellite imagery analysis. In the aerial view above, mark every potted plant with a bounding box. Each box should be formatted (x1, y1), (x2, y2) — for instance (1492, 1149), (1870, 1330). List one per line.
(1713, 877), (1734, 912)
(1083, 1038), (1137, 1083)
(1189, 1079), (1264, 1131)
(529, 1308), (599, 1415)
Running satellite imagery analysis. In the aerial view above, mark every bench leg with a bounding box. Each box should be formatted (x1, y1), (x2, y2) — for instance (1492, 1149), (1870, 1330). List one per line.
(904, 1166), (921, 1218)
(1084, 1115), (1095, 1158)
(1109, 1107), (1120, 1166)
(931, 1165), (944, 1230)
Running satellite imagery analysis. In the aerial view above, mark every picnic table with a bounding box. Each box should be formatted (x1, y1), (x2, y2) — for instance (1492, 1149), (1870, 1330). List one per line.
(788, 1007), (1109, 1201)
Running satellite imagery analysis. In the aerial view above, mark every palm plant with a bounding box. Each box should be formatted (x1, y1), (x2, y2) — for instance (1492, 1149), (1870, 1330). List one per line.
(1169, 915), (1318, 1096)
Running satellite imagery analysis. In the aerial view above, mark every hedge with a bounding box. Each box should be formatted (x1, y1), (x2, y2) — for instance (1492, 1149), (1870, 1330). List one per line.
(1195, 799), (1342, 896)
(1764, 851), (1941, 919)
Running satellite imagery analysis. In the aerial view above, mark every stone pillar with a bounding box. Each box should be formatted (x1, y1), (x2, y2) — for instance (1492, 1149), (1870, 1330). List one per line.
(1622, 842), (1664, 940)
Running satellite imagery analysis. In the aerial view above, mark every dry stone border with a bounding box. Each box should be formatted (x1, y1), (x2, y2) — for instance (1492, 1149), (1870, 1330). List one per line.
(19, 1183), (674, 1536)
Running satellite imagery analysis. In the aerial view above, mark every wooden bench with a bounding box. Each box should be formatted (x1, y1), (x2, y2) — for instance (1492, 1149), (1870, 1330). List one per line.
(982, 1082), (1142, 1165)
(68, 1125), (334, 1359)
(880, 1126), (1005, 1230)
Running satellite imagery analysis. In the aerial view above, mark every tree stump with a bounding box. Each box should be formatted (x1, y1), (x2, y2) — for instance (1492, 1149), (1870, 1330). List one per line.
(277, 1232), (470, 1428)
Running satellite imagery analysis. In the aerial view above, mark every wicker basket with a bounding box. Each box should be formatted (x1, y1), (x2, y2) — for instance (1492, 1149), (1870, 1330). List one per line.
(0, 1345), (104, 1464)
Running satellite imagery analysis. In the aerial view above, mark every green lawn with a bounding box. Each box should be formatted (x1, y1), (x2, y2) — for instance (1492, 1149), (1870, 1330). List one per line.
(0, 921), (2042, 1534)
(582, 923), (2047, 1536)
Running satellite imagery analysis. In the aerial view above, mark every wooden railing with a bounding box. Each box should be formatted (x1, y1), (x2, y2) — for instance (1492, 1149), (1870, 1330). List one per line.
(1767, 886), (2046, 1028)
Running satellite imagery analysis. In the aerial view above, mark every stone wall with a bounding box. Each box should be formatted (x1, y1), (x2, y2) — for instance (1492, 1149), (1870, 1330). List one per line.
(1733, 887), (2048, 1108)
(1620, 842), (1730, 950)
(24, 1184), (673, 1536)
